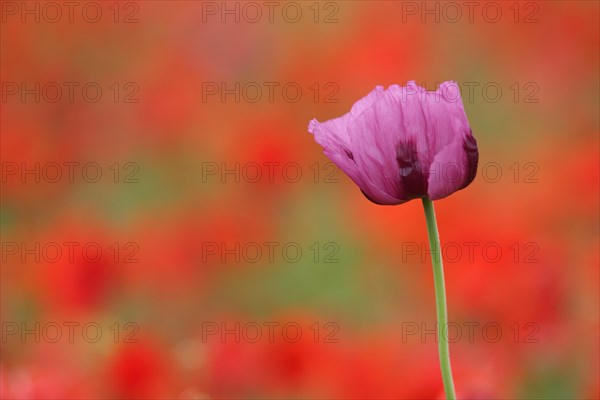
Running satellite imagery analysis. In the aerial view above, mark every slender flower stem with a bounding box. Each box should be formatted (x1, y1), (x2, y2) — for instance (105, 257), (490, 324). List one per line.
(421, 197), (456, 400)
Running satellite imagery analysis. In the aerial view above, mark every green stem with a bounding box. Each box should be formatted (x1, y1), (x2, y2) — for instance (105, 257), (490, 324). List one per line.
(421, 197), (456, 400)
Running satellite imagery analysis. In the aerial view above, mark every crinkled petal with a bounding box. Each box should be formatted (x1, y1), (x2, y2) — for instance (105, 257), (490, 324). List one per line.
(422, 81), (478, 199)
(308, 116), (367, 193)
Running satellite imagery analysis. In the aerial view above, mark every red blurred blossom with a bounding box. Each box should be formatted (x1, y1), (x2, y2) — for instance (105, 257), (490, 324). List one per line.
(107, 343), (172, 398)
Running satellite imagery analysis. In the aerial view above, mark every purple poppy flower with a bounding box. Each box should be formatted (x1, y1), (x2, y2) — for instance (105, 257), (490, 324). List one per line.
(308, 81), (478, 205)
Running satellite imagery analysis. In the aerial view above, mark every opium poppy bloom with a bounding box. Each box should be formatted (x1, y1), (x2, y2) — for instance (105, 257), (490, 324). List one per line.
(308, 81), (480, 400)
(308, 81), (478, 205)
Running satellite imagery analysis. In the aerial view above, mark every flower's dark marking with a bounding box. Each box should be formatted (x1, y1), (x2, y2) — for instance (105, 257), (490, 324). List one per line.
(460, 131), (479, 189)
(344, 149), (354, 161)
(396, 139), (428, 200)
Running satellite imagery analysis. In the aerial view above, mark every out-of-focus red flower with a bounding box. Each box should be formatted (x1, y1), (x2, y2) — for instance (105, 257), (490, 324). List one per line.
(107, 343), (171, 398)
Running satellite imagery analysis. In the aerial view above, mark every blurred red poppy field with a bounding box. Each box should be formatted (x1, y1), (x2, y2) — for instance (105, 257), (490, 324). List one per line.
(1, 1), (599, 399)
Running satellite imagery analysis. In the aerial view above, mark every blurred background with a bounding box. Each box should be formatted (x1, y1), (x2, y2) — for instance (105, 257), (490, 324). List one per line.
(1, 1), (598, 399)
